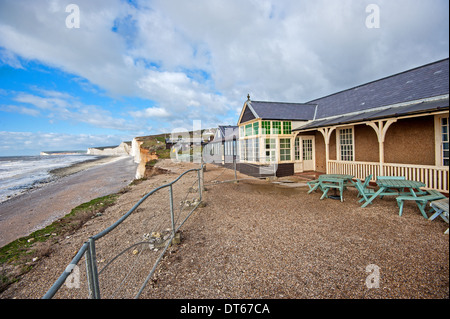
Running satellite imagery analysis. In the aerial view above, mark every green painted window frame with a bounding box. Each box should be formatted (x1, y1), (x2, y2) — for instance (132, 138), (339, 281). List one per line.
(245, 123), (253, 136)
(253, 122), (259, 135)
(272, 121), (281, 135)
(261, 121), (271, 135)
(283, 121), (292, 135)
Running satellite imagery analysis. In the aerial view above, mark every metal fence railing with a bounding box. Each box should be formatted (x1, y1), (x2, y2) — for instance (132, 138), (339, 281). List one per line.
(42, 164), (204, 299)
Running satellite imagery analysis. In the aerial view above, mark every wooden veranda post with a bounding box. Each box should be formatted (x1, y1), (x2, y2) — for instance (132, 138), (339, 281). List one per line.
(318, 127), (336, 174)
(366, 119), (397, 177)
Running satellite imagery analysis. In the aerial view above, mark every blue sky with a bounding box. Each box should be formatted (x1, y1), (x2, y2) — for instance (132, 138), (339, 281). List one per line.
(0, 0), (448, 156)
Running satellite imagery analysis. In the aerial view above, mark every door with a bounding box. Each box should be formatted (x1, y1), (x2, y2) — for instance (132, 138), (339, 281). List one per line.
(302, 136), (315, 171)
(294, 137), (302, 173)
(294, 136), (315, 172)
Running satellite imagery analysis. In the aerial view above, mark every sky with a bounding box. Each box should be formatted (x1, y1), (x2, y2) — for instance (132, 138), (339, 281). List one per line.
(0, 0), (448, 156)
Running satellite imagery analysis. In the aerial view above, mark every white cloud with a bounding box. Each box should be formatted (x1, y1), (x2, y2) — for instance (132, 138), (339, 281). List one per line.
(0, 47), (24, 69)
(0, 104), (40, 116)
(0, 131), (131, 155)
(0, 0), (448, 134)
(9, 89), (140, 132)
(130, 107), (170, 118)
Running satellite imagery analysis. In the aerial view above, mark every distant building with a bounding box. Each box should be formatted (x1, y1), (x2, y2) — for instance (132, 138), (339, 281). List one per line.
(203, 125), (239, 165)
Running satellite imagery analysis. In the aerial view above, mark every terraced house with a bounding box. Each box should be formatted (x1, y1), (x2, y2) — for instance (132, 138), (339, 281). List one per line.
(236, 58), (449, 192)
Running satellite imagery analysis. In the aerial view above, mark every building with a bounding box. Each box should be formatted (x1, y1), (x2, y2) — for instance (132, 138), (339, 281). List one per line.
(236, 58), (449, 192)
(203, 125), (239, 165)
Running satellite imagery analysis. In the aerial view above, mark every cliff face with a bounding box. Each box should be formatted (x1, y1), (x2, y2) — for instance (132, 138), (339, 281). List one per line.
(131, 138), (142, 164)
(87, 142), (132, 156)
(135, 147), (159, 179)
(132, 135), (171, 179)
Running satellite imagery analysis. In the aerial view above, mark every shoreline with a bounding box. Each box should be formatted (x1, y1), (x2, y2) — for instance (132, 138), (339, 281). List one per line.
(48, 155), (125, 178)
(0, 156), (138, 248)
(0, 155), (125, 206)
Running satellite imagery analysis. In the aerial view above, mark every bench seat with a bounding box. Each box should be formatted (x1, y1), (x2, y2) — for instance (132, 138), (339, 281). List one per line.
(429, 198), (449, 234)
(396, 190), (446, 218)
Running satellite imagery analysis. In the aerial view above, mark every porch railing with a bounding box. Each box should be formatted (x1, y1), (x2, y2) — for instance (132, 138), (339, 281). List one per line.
(328, 160), (449, 192)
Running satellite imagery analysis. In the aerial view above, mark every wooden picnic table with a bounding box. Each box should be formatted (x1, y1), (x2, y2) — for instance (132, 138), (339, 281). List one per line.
(360, 178), (426, 208)
(316, 174), (355, 202)
(429, 198), (449, 234)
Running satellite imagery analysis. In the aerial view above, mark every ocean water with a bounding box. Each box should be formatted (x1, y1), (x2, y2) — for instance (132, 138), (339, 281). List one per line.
(0, 155), (99, 204)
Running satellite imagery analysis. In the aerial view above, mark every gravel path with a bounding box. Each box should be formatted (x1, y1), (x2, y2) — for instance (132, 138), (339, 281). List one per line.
(1, 161), (448, 299)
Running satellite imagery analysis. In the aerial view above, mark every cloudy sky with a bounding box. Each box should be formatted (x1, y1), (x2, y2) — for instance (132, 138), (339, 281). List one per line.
(0, 0), (448, 155)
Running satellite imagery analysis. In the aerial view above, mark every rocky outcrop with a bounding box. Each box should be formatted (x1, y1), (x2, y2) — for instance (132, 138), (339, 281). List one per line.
(131, 138), (142, 164)
(135, 147), (159, 179)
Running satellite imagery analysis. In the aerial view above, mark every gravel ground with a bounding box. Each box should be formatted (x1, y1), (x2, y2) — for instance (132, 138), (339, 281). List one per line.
(1, 160), (448, 299)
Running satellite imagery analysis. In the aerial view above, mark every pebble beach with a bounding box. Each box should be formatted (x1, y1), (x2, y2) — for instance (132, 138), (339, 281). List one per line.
(0, 160), (448, 299)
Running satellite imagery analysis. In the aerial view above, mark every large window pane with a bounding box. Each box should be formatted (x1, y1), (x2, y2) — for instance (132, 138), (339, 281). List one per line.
(280, 138), (291, 161)
(262, 121), (271, 135)
(442, 117), (449, 166)
(302, 139), (313, 161)
(245, 124), (253, 136)
(272, 121), (281, 135)
(283, 121), (291, 134)
(265, 138), (276, 162)
(339, 128), (353, 161)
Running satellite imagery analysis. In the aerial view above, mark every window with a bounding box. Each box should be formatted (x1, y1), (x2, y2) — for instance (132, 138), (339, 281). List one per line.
(262, 121), (271, 135)
(302, 139), (313, 161)
(254, 138), (260, 162)
(247, 139), (253, 161)
(283, 121), (292, 135)
(272, 121), (281, 135)
(240, 140), (246, 160)
(339, 128), (354, 161)
(240, 126), (244, 138)
(245, 124), (253, 136)
(253, 122), (259, 135)
(280, 138), (291, 161)
(264, 138), (276, 162)
(240, 138), (259, 162)
(295, 137), (300, 161)
(225, 141), (231, 156)
(442, 117), (449, 166)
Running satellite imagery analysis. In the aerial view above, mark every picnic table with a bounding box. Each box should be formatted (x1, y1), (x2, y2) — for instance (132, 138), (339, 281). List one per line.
(429, 198), (449, 234)
(308, 174), (354, 202)
(361, 179), (426, 207)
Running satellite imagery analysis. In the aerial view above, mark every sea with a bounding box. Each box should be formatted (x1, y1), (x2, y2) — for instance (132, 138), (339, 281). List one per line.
(0, 154), (99, 204)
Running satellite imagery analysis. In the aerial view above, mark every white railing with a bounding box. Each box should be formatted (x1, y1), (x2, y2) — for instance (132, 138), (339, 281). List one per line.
(328, 160), (449, 192)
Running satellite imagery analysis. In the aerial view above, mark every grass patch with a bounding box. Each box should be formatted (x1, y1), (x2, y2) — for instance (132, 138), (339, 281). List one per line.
(0, 192), (121, 294)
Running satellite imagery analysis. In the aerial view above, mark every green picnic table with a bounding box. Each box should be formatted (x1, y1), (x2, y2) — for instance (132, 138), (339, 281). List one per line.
(308, 174), (354, 202)
(361, 179), (426, 208)
(429, 198), (449, 234)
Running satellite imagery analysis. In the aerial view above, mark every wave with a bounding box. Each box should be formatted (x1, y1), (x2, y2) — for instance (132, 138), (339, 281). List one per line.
(0, 155), (100, 203)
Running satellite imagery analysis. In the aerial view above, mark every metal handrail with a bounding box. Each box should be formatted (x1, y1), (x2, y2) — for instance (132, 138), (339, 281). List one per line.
(42, 164), (204, 299)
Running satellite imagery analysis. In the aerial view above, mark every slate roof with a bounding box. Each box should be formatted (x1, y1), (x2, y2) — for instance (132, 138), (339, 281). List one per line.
(239, 101), (317, 124)
(211, 125), (239, 143)
(309, 58), (449, 120)
(238, 58), (449, 130)
(297, 98), (449, 130)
